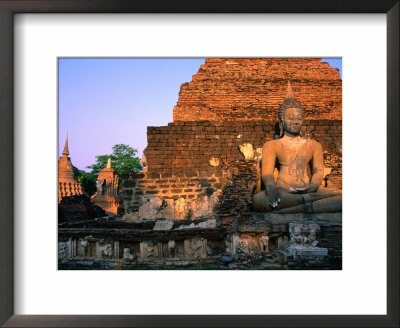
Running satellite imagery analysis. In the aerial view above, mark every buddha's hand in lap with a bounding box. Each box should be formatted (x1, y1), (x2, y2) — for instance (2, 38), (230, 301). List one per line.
(265, 184), (281, 208)
(288, 183), (319, 194)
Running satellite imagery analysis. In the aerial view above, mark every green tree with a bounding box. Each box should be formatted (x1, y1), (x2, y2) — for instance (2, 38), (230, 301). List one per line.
(72, 166), (98, 196)
(87, 144), (142, 176)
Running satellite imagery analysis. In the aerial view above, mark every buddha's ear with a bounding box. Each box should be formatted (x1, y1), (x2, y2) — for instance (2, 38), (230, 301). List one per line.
(279, 121), (284, 138)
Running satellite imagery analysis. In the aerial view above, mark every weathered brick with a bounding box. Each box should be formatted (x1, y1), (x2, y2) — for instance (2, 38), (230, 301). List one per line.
(123, 180), (137, 188)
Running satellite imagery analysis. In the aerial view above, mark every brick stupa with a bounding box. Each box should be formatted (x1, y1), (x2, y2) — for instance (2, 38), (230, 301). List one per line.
(58, 134), (83, 202)
(91, 158), (120, 215)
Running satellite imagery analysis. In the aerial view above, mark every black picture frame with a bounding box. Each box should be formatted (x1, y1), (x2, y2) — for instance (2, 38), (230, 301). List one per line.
(0, 1), (398, 327)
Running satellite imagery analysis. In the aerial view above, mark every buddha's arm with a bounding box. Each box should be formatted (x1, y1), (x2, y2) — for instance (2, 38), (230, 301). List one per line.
(261, 141), (276, 186)
(261, 141), (280, 207)
(309, 141), (324, 190)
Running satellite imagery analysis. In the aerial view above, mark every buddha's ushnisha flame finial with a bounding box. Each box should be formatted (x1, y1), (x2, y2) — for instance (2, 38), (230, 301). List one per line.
(106, 158), (112, 169)
(285, 81), (296, 99)
(62, 132), (69, 156)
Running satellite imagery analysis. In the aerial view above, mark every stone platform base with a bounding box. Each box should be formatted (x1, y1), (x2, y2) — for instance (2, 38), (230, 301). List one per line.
(279, 245), (328, 261)
(227, 212), (342, 268)
(58, 212), (342, 269)
(238, 212), (341, 233)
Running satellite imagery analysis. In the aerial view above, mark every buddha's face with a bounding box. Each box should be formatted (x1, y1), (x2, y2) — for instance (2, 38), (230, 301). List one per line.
(283, 107), (303, 135)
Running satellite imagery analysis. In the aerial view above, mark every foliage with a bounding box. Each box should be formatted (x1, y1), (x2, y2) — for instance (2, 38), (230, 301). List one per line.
(86, 144), (142, 176)
(72, 166), (98, 196)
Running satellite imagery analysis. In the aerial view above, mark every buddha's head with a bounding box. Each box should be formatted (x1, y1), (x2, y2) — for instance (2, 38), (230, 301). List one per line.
(278, 82), (304, 137)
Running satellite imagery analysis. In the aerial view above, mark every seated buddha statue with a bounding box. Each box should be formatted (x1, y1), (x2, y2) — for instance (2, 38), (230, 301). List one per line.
(252, 82), (342, 214)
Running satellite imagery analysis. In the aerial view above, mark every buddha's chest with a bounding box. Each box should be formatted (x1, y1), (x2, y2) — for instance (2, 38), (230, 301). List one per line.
(276, 141), (313, 171)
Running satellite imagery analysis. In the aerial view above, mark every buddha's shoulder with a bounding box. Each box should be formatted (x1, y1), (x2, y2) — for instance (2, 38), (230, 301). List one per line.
(303, 139), (323, 152)
(262, 139), (280, 149)
(307, 138), (322, 148)
(263, 138), (322, 148)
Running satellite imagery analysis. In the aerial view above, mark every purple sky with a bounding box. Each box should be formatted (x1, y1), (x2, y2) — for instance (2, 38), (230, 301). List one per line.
(59, 58), (342, 172)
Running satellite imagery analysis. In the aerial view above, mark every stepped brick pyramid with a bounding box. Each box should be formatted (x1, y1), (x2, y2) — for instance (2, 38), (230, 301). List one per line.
(145, 58), (342, 175)
(173, 58), (341, 121)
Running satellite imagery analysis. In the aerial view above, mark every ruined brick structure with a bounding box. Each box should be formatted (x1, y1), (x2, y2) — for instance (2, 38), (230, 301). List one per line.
(58, 135), (83, 202)
(173, 58), (342, 121)
(91, 158), (120, 215)
(59, 58), (342, 269)
(123, 58), (342, 219)
(145, 120), (342, 174)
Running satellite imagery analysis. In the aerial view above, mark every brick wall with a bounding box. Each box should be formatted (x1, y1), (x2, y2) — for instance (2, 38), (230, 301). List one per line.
(319, 224), (342, 259)
(122, 171), (228, 215)
(173, 58), (342, 121)
(123, 120), (341, 219)
(146, 120), (342, 174)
